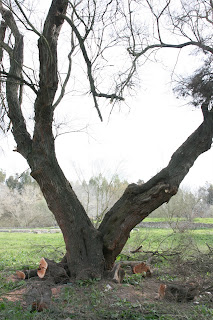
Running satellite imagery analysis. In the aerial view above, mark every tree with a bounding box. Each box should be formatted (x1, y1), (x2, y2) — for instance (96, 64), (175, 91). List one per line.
(74, 173), (129, 227)
(0, 182), (56, 228)
(0, 168), (5, 183)
(198, 182), (213, 206)
(0, 0), (212, 280)
(6, 170), (36, 192)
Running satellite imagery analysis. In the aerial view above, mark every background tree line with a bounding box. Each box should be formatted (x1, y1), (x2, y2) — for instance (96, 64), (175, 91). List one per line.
(0, 169), (212, 228)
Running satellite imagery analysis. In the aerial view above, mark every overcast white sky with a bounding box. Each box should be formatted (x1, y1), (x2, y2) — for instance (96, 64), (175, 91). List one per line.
(0, 60), (212, 191)
(0, 1), (212, 191)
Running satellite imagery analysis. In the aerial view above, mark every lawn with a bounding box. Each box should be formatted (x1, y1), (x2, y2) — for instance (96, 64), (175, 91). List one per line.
(1, 226), (213, 271)
(1, 227), (213, 319)
(126, 227), (213, 254)
(143, 217), (213, 224)
(0, 233), (65, 271)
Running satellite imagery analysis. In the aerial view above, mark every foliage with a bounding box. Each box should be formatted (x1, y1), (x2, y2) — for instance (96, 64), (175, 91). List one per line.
(150, 186), (213, 225)
(0, 169), (6, 183)
(174, 59), (213, 106)
(198, 182), (213, 206)
(6, 170), (37, 193)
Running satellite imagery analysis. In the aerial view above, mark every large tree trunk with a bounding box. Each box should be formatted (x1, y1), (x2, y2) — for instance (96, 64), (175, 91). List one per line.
(29, 106), (212, 277)
(30, 155), (104, 279)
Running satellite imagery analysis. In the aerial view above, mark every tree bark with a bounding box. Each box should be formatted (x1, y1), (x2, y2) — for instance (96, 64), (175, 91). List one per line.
(99, 108), (213, 269)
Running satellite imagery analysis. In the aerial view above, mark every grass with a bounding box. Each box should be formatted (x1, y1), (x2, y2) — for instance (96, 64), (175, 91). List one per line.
(0, 233), (65, 272)
(143, 217), (213, 224)
(193, 217), (213, 224)
(127, 227), (213, 253)
(143, 217), (185, 222)
(1, 226), (213, 319)
(1, 226), (213, 271)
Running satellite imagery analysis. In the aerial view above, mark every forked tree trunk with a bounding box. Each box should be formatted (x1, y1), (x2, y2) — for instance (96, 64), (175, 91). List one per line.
(29, 106), (212, 277)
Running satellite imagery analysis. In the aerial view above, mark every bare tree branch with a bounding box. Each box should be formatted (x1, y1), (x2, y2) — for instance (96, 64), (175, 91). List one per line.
(62, 13), (124, 121)
(0, 1), (32, 157)
(0, 70), (38, 93)
(129, 41), (213, 58)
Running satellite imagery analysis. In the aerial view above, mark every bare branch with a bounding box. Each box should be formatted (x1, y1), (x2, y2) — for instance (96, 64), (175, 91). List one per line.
(0, 19), (6, 62)
(62, 13), (124, 121)
(0, 1), (32, 157)
(146, 0), (171, 43)
(129, 40), (213, 58)
(13, 0), (42, 37)
(53, 39), (75, 109)
(0, 70), (38, 93)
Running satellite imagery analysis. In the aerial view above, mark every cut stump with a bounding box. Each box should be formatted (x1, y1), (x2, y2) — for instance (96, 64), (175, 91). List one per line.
(132, 262), (152, 277)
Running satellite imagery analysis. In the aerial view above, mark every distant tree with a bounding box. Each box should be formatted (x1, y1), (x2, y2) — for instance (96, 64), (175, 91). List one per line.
(207, 185), (213, 206)
(198, 183), (213, 206)
(6, 174), (21, 191)
(72, 173), (128, 226)
(88, 174), (128, 227)
(0, 0), (212, 279)
(6, 170), (36, 192)
(0, 184), (56, 227)
(151, 188), (198, 220)
(0, 169), (5, 183)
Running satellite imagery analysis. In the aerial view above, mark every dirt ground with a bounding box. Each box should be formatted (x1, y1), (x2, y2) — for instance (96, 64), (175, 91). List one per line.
(1, 262), (213, 320)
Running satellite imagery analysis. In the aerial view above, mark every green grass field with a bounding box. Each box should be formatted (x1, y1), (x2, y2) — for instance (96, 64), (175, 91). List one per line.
(126, 227), (213, 255)
(1, 224), (213, 271)
(0, 233), (65, 271)
(1, 226), (213, 319)
(143, 217), (213, 223)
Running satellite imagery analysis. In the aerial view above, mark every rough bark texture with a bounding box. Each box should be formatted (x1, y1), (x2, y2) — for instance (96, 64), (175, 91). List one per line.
(99, 112), (213, 269)
(1, 0), (213, 279)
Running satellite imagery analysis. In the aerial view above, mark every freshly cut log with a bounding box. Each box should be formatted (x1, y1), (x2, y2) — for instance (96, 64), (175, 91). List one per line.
(16, 257), (69, 284)
(111, 263), (125, 284)
(37, 257), (48, 279)
(16, 270), (26, 279)
(158, 283), (167, 299)
(16, 269), (38, 279)
(158, 283), (199, 302)
(132, 262), (151, 277)
(41, 258), (69, 284)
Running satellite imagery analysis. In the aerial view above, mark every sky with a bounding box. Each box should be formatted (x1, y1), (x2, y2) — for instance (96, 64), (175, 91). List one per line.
(0, 61), (212, 191)
(0, 1), (213, 191)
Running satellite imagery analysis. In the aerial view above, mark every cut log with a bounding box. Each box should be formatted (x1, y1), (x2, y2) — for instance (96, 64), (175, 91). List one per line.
(42, 258), (69, 284)
(111, 263), (125, 284)
(158, 284), (167, 299)
(16, 269), (38, 279)
(132, 262), (152, 277)
(16, 270), (26, 280)
(16, 257), (69, 284)
(37, 257), (48, 279)
(158, 283), (199, 302)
